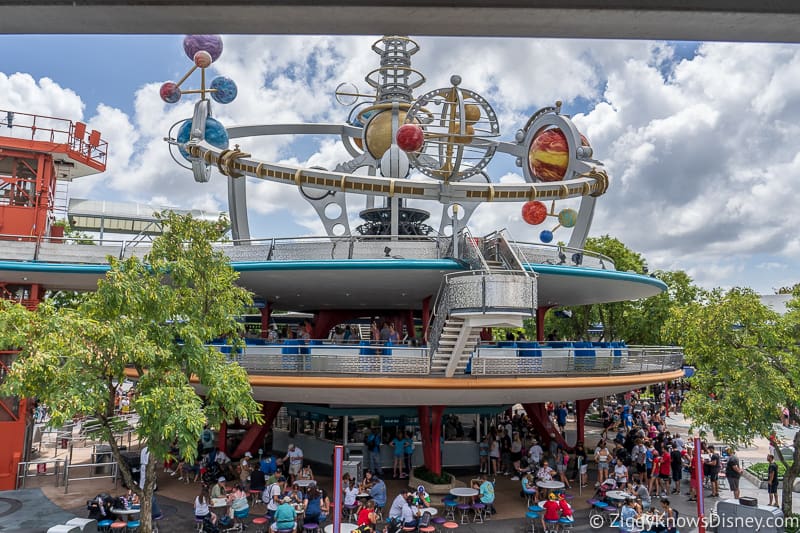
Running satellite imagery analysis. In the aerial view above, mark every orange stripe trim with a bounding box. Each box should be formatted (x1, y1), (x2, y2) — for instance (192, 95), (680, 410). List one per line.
(125, 368), (682, 390)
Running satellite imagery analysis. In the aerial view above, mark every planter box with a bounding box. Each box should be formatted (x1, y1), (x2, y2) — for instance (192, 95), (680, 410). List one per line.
(408, 472), (464, 495)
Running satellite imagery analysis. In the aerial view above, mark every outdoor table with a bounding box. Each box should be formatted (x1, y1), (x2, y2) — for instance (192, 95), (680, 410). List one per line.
(605, 490), (633, 502)
(449, 487), (478, 502)
(211, 497), (228, 510)
(111, 508), (140, 522)
(324, 524), (359, 533)
(296, 479), (316, 488)
(421, 507), (438, 516)
(356, 492), (370, 500)
(636, 513), (662, 530)
(535, 480), (565, 491)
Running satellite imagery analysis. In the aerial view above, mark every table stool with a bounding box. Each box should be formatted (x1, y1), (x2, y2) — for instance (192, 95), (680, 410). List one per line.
(302, 523), (319, 533)
(431, 516), (447, 532)
(471, 503), (485, 524)
(456, 504), (471, 524)
(558, 517), (574, 533)
(126, 520), (140, 532)
(524, 490), (537, 507)
(543, 520), (559, 533)
(97, 520), (114, 532)
(152, 514), (163, 533)
(249, 490), (262, 507)
(109, 522), (126, 532)
(529, 504), (544, 513)
(443, 500), (458, 521)
(344, 503), (359, 522)
(525, 511), (540, 533)
(195, 517), (205, 531)
(442, 522), (458, 532)
(251, 517), (268, 533)
(601, 504), (617, 527)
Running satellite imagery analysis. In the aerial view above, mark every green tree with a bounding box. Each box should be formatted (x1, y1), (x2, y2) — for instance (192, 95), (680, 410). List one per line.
(0, 212), (262, 533)
(622, 270), (702, 345)
(665, 287), (800, 516)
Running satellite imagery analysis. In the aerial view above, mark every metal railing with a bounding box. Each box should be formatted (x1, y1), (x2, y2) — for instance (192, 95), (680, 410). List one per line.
(235, 345), (430, 375)
(16, 458), (66, 489)
(470, 346), (684, 376)
(221, 342), (682, 378)
(0, 231), (618, 272)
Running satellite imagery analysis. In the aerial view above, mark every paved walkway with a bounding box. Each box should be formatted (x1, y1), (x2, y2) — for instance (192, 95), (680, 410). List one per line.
(1, 412), (798, 532)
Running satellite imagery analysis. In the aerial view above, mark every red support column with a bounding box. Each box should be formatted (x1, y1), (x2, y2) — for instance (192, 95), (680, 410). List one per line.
(421, 296), (432, 343)
(535, 306), (553, 342)
(522, 402), (571, 451)
(233, 401), (284, 458)
(404, 310), (416, 340)
(217, 421), (228, 454)
(574, 399), (593, 446)
(430, 406), (445, 475)
(418, 406), (431, 470)
(259, 303), (272, 338)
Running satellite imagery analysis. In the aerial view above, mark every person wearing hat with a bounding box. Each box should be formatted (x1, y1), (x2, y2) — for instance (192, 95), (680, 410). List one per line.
(239, 451), (253, 487)
(284, 444), (304, 480)
(210, 476), (227, 500)
(272, 495), (297, 533)
(541, 493), (561, 531)
(414, 485), (431, 508)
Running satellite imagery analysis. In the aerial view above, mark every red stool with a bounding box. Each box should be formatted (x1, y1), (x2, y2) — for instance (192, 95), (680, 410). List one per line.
(252, 516), (268, 533)
(442, 522), (459, 530)
(109, 522), (127, 532)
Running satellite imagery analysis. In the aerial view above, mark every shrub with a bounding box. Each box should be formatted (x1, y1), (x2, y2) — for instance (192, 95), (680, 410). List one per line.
(746, 461), (793, 481)
(413, 466), (453, 485)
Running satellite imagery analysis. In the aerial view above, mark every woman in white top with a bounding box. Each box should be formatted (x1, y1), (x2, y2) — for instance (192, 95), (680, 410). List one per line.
(614, 462), (629, 486)
(343, 480), (359, 507)
(194, 487), (217, 525)
(595, 440), (611, 483)
(488, 437), (500, 477)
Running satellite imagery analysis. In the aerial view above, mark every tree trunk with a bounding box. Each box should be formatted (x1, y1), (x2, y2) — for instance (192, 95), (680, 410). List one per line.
(140, 455), (157, 533)
(779, 430), (800, 517)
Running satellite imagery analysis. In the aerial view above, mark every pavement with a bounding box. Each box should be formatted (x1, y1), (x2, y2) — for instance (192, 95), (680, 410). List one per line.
(1, 412), (798, 532)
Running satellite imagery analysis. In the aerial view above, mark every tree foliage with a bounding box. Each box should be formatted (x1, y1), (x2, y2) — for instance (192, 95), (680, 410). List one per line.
(0, 212), (262, 533)
(665, 287), (800, 515)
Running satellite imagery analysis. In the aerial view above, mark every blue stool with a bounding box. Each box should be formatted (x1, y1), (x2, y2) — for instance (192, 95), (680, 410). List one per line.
(444, 500), (458, 521)
(544, 519), (559, 533)
(126, 520), (141, 532)
(529, 504), (544, 513)
(344, 503), (358, 522)
(558, 517), (574, 533)
(525, 511), (539, 533)
(98, 520), (114, 532)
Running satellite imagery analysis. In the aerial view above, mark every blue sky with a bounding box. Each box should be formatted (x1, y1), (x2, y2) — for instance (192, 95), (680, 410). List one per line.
(1, 35), (798, 293)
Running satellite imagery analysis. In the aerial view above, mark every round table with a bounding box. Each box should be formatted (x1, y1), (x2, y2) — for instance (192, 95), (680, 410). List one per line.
(605, 490), (633, 502)
(535, 480), (565, 491)
(295, 479), (316, 488)
(449, 488), (478, 499)
(421, 507), (438, 516)
(324, 524), (359, 533)
(356, 492), (370, 500)
(210, 497), (228, 510)
(111, 508), (140, 522)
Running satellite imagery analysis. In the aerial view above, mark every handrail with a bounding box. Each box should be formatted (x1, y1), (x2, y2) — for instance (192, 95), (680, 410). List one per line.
(223, 342), (684, 378)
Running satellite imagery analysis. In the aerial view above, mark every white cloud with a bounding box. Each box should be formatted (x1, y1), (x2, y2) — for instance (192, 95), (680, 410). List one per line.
(4, 36), (800, 293)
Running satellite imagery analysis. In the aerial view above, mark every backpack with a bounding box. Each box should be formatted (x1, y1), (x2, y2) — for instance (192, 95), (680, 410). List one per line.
(418, 512), (431, 528)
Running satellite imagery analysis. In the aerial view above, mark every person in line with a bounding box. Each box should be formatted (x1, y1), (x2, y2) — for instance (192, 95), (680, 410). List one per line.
(390, 431), (405, 479)
(595, 439), (611, 484)
(704, 445), (720, 497)
(725, 447), (743, 499)
(767, 454), (779, 507)
(271, 496), (297, 533)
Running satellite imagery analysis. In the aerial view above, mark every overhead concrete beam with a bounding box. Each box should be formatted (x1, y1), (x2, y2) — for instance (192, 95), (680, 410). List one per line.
(2, 1), (800, 42)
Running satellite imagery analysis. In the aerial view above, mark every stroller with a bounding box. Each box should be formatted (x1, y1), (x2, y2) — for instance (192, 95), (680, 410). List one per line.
(86, 493), (115, 521)
(594, 477), (618, 500)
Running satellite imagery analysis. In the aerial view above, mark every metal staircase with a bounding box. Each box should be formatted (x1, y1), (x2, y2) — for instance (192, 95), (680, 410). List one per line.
(427, 229), (537, 377)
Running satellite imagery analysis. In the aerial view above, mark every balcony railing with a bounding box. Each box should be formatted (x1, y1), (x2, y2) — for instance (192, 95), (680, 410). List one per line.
(220, 342), (683, 378)
(0, 233), (617, 271)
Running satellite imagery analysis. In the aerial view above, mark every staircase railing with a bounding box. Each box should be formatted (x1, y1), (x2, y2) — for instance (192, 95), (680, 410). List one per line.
(427, 276), (450, 361)
(457, 228), (491, 271)
(483, 228), (529, 274)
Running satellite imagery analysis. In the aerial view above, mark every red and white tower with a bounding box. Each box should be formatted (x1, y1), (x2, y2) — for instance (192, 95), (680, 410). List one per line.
(0, 109), (107, 490)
